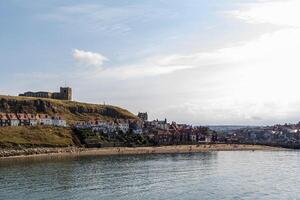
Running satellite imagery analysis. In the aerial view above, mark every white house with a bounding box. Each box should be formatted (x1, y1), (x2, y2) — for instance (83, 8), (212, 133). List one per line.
(52, 115), (67, 127)
(27, 114), (38, 126)
(150, 119), (169, 130)
(75, 121), (87, 129)
(205, 135), (212, 143)
(190, 132), (197, 142)
(117, 122), (129, 133)
(17, 113), (30, 126)
(7, 113), (19, 126)
(91, 121), (109, 132)
(0, 113), (10, 127)
(38, 114), (53, 125)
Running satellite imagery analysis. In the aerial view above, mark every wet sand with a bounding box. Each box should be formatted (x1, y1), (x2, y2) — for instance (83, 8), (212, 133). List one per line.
(81, 144), (283, 155)
(0, 144), (285, 160)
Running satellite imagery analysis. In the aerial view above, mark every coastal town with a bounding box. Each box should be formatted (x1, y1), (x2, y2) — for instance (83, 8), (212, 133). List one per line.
(1, 109), (300, 148)
(73, 112), (300, 148)
(226, 123), (300, 148)
(71, 112), (300, 148)
(0, 113), (67, 127)
(0, 86), (300, 149)
(2, 2), (300, 199)
(74, 112), (216, 147)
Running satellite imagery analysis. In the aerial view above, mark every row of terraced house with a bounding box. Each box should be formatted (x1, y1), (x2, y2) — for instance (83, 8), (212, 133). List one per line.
(0, 113), (67, 127)
(74, 119), (142, 135)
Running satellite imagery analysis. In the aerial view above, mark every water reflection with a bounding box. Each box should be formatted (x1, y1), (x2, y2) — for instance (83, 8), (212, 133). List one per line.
(1, 151), (298, 200)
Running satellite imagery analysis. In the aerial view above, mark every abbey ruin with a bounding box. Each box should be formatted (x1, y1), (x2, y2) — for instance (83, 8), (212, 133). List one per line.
(19, 87), (72, 101)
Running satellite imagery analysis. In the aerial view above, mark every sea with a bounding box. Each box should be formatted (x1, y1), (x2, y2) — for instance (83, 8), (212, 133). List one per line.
(0, 150), (299, 200)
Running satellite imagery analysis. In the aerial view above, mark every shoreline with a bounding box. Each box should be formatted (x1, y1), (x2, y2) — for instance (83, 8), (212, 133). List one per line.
(0, 144), (286, 160)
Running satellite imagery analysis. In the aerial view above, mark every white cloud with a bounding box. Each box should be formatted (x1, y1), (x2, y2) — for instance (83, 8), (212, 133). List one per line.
(162, 0), (300, 125)
(70, 0), (300, 124)
(25, 0), (300, 125)
(229, 0), (300, 27)
(119, 0), (300, 125)
(72, 49), (194, 79)
(73, 49), (108, 67)
(102, 64), (194, 79)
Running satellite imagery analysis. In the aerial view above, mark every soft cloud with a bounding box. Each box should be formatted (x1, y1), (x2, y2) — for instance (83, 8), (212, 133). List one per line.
(119, 0), (300, 125)
(162, 0), (300, 125)
(73, 49), (108, 67)
(102, 64), (194, 79)
(229, 0), (300, 27)
(72, 49), (194, 79)
(14, 0), (300, 125)
(70, 0), (300, 125)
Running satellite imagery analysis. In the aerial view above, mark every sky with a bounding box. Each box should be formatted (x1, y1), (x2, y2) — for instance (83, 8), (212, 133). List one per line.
(1, 0), (300, 125)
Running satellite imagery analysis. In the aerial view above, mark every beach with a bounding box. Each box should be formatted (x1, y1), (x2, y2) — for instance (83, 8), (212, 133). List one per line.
(0, 144), (284, 159)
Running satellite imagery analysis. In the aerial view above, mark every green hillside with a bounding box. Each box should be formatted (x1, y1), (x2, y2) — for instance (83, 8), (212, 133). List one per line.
(0, 126), (75, 148)
(0, 95), (138, 148)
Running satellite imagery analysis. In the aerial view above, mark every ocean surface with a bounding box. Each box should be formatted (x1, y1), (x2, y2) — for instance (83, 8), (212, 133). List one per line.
(0, 151), (300, 200)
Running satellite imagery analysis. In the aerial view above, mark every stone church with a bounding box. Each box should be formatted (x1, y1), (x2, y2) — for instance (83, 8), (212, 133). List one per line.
(19, 87), (72, 101)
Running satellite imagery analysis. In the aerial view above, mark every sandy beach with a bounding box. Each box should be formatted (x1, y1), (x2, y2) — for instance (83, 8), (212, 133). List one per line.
(0, 144), (285, 159)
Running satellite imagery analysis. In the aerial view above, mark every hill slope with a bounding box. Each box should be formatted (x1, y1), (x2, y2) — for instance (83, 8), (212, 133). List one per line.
(0, 95), (137, 124)
(0, 126), (75, 148)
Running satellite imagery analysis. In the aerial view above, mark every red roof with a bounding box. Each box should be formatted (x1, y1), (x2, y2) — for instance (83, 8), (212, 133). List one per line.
(7, 113), (18, 120)
(0, 113), (8, 120)
(52, 115), (64, 120)
(27, 114), (37, 120)
(17, 113), (29, 120)
(38, 114), (50, 119)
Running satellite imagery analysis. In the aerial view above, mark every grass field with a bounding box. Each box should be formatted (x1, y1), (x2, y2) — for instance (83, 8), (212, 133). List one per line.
(0, 126), (75, 148)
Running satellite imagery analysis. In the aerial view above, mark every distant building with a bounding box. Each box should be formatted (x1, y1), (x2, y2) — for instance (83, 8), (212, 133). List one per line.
(52, 115), (67, 127)
(27, 114), (38, 126)
(17, 113), (30, 126)
(190, 132), (197, 142)
(38, 114), (53, 125)
(138, 112), (148, 121)
(116, 122), (129, 134)
(150, 119), (169, 130)
(0, 113), (67, 127)
(129, 120), (143, 134)
(7, 113), (19, 126)
(19, 87), (72, 101)
(0, 113), (9, 127)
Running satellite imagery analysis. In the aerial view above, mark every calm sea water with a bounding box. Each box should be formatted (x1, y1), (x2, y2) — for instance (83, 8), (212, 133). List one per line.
(0, 151), (300, 200)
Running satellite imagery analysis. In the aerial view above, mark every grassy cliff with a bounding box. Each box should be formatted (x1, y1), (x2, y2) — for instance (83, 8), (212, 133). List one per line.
(0, 126), (75, 148)
(0, 95), (137, 124)
(0, 95), (138, 148)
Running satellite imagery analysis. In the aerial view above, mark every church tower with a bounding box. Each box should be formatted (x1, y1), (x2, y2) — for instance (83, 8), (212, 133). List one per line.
(60, 87), (72, 100)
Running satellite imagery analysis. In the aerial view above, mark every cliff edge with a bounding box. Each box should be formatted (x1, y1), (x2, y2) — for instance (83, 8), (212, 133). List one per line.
(0, 95), (138, 148)
(0, 95), (137, 124)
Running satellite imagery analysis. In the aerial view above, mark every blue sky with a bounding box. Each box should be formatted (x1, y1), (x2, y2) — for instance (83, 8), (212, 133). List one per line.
(1, 0), (300, 125)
